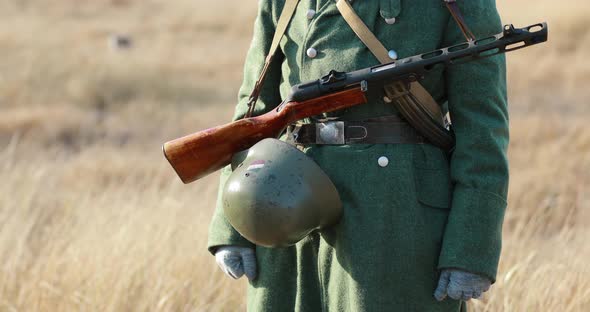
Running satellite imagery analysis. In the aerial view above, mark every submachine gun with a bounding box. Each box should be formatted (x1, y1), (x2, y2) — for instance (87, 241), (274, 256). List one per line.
(163, 23), (548, 184)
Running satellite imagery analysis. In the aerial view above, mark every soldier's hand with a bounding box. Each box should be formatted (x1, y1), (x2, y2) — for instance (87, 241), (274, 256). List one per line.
(215, 246), (257, 281)
(434, 269), (491, 301)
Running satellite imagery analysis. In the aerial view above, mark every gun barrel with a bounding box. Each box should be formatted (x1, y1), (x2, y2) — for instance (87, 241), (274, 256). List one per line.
(291, 23), (548, 102)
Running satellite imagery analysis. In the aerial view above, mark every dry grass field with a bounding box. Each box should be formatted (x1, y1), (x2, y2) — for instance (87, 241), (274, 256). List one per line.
(0, 0), (588, 311)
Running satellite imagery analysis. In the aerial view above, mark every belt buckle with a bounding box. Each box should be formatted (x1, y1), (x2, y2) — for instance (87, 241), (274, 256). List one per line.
(316, 121), (345, 145)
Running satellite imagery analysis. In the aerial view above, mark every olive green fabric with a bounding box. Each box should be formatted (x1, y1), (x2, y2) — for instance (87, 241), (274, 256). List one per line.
(208, 0), (508, 311)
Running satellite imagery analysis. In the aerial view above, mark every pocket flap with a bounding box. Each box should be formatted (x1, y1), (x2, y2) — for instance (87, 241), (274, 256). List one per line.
(415, 168), (451, 209)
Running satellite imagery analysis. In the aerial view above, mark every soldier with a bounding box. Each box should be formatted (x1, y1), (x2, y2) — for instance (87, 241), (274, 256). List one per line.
(208, 0), (508, 311)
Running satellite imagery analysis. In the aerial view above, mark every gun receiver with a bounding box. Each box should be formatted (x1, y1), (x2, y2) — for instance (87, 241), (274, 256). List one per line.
(163, 23), (548, 184)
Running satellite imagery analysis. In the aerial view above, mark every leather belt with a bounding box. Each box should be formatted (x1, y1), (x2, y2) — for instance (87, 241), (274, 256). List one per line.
(286, 116), (425, 145)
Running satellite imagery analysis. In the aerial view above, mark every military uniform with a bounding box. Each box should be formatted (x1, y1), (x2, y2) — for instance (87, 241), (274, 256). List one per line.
(209, 0), (508, 311)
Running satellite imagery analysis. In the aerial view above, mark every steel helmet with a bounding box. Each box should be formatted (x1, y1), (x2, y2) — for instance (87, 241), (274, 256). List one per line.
(222, 138), (342, 247)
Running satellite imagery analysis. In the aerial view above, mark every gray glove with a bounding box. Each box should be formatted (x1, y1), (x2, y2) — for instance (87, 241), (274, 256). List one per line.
(215, 246), (257, 281)
(434, 269), (492, 301)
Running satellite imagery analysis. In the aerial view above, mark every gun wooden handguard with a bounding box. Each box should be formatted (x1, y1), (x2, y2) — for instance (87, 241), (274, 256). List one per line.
(163, 87), (367, 183)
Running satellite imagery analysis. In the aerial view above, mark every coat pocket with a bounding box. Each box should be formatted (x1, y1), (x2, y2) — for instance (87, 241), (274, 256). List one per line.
(414, 167), (451, 210)
(379, 0), (401, 21)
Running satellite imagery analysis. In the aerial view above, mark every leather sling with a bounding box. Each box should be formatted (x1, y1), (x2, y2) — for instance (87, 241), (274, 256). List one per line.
(245, 0), (301, 118)
(443, 0), (476, 41)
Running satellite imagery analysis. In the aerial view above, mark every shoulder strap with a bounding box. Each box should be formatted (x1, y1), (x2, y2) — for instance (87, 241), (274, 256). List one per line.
(336, 0), (454, 150)
(336, 0), (391, 64)
(443, 0), (476, 41)
(246, 0), (301, 118)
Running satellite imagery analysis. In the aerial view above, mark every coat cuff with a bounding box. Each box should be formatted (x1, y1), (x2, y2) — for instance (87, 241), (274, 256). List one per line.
(207, 219), (254, 255)
(438, 185), (507, 283)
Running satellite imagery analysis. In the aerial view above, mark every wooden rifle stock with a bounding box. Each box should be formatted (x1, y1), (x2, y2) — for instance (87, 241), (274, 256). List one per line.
(163, 87), (367, 183)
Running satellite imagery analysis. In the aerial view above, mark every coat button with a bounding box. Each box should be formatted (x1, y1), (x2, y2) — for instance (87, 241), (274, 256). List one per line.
(385, 17), (397, 25)
(307, 9), (316, 20)
(388, 49), (398, 60)
(307, 48), (318, 58)
(378, 156), (390, 168)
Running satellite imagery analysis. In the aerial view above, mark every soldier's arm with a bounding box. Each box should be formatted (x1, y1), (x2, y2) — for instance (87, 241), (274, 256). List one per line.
(437, 0), (509, 282)
(207, 0), (285, 254)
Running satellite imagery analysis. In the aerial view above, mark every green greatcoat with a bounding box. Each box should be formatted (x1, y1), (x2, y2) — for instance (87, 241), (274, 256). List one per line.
(208, 0), (509, 311)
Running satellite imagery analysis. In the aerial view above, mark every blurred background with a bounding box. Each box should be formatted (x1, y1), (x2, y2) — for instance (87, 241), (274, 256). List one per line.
(0, 0), (588, 311)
